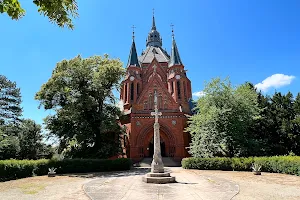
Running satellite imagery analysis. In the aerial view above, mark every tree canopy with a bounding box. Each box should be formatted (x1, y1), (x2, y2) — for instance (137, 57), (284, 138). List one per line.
(187, 78), (260, 157)
(0, 0), (78, 29)
(0, 75), (22, 125)
(0, 75), (53, 160)
(187, 77), (300, 158)
(35, 55), (125, 158)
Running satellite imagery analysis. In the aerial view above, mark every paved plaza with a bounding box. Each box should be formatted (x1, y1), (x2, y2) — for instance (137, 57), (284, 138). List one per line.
(1, 167), (300, 200)
(84, 167), (239, 200)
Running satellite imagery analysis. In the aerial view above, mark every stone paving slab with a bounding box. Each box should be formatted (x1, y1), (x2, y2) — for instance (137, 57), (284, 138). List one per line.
(83, 168), (239, 200)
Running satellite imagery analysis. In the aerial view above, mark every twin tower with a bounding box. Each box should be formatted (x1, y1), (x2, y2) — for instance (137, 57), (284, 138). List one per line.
(119, 15), (193, 162)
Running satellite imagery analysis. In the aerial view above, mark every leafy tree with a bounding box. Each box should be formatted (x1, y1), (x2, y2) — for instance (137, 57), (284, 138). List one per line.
(0, 128), (20, 159)
(248, 92), (274, 155)
(0, 75), (22, 125)
(35, 55), (125, 158)
(0, 0), (78, 29)
(294, 93), (300, 115)
(187, 78), (260, 158)
(18, 119), (44, 159)
(247, 91), (300, 156)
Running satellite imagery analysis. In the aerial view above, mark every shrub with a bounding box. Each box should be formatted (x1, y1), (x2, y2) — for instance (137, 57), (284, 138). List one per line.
(182, 156), (300, 176)
(0, 158), (132, 182)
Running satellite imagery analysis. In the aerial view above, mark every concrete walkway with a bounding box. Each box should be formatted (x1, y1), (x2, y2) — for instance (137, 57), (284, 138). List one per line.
(83, 167), (239, 200)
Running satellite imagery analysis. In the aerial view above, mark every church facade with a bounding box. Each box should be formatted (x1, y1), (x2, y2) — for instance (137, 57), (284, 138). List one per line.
(119, 15), (193, 162)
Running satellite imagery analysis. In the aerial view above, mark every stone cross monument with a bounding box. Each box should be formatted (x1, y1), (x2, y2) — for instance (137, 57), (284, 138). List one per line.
(142, 91), (176, 184)
(150, 91), (164, 173)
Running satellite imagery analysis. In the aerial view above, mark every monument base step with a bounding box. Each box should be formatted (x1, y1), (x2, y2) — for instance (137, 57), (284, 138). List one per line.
(147, 172), (171, 177)
(142, 173), (176, 184)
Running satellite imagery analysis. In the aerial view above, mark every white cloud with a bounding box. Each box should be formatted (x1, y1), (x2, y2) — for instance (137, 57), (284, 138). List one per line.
(255, 74), (295, 92)
(192, 91), (206, 98)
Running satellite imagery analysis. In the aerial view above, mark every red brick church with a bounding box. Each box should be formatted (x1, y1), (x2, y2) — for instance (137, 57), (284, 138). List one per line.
(119, 15), (193, 162)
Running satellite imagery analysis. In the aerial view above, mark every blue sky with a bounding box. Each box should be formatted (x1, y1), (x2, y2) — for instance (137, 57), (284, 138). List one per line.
(1, 0), (300, 125)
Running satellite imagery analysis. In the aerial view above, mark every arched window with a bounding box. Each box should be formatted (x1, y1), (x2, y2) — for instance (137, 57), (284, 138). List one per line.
(130, 83), (134, 101)
(159, 95), (163, 109)
(124, 84), (128, 102)
(177, 81), (181, 99)
(149, 94), (152, 109)
(183, 81), (187, 99)
(137, 83), (140, 95)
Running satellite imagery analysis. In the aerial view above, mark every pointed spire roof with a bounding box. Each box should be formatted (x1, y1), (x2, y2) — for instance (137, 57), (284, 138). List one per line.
(169, 36), (183, 67)
(146, 11), (162, 47)
(127, 37), (140, 68)
(152, 15), (156, 30)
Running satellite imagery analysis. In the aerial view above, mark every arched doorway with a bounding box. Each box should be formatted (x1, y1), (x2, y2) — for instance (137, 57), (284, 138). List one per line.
(136, 124), (176, 158)
(148, 137), (166, 157)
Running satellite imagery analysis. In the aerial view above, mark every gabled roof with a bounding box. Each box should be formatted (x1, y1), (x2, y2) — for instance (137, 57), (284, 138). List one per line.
(127, 40), (140, 67)
(139, 46), (170, 64)
(136, 72), (177, 106)
(169, 37), (183, 67)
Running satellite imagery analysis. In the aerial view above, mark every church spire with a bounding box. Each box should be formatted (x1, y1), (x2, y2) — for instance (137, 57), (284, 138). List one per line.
(169, 25), (183, 67)
(146, 10), (162, 47)
(127, 26), (140, 68)
(152, 10), (156, 30)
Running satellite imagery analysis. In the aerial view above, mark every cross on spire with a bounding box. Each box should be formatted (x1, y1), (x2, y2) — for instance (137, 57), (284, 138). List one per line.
(171, 23), (175, 38)
(131, 25), (136, 40)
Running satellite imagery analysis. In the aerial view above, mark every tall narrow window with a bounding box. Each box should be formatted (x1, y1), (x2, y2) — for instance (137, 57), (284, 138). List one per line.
(171, 82), (174, 94)
(159, 95), (163, 109)
(177, 81), (181, 99)
(183, 81), (187, 100)
(149, 94), (152, 109)
(130, 83), (134, 101)
(124, 84), (128, 102)
(137, 83), (140, 95)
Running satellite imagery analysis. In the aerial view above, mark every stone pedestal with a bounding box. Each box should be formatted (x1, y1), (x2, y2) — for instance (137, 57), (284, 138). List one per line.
(142, 172), (176, 184)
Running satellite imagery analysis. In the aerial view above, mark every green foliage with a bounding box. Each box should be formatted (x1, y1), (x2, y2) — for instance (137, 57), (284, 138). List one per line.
(35, 55), (125, 159)
(18, 119), (44, 159)
(251, 91), (300, 156)
(0, 130), (20, 159)
(0, 0), (78, 29)
(0, 119), (53, 160)
(0, 0), (25, 19)
(182, 156), (300, 176)
(0, 158), (132, 182)
(0, 74), (22, 125)
(187, 78), (260, 157)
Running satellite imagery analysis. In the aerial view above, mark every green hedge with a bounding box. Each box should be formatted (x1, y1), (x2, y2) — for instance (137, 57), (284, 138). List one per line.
(182, 156), (300, 176)
(0, 158), (132, 182)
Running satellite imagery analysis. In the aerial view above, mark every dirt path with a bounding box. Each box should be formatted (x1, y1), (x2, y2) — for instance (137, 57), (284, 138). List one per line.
(0, 175), (90, 200)
(191, 170), (300, 200)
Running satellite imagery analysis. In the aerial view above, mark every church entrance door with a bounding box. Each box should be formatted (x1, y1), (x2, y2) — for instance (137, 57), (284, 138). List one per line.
(148, 138), (166, 157)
